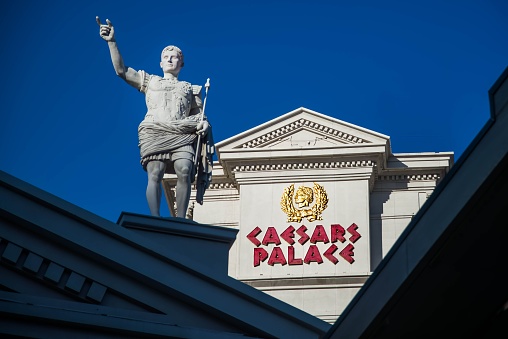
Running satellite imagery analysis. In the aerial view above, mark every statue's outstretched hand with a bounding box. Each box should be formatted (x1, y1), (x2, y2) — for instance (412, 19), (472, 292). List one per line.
(96, 17), (115, 41)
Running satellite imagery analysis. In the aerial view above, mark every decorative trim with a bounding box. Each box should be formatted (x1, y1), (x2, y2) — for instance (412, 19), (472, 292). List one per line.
(233, 160), (375, 172)
(241, 275), (370, 289)
(165, 181), (237, 190)
(205, 182), (238, 190)
(370, 214), (416, 221)
(0, 238), (107, 303)
(377, 174), (441, 181)
(209, 222), (239, 228)
(239, 118), (370, 148)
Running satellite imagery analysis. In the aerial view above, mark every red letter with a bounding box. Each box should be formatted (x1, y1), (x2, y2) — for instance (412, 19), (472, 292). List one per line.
(323, 244), (339, 264)
(339, 243), (355, 264)
(304, 245), (324, 264)
(268, 247), (287, 266)
(280, 226), (296, 245)
(247, 226), (262, 246)
(347, 223), (361, 243)
(296, 225), (310, 245)
(310, 225), (330, 244)
(253, 248), (268, 267)
(262, 227), (281, 246)
(287, 246), (303, 265)
(331, 224), (345, 243)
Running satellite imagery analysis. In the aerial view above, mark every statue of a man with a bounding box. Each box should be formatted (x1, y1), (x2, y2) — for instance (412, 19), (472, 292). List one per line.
(97, 17), (213, 218)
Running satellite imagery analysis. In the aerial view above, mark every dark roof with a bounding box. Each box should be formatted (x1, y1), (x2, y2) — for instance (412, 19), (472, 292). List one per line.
(325, 66), (508, 338)
(0, 168), (330, 338)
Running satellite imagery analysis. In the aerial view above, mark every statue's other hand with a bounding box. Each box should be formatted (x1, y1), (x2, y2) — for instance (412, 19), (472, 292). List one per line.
(196, 121), (209, 135)
(96, 16), (115, 41)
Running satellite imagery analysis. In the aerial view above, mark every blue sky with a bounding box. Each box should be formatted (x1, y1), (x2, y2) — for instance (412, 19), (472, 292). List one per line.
(1, 1), (507, 221)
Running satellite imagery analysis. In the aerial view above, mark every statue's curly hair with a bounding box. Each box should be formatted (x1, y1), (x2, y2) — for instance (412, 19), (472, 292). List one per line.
(295, 185), (313, 206)
(161, 45), (184, 67)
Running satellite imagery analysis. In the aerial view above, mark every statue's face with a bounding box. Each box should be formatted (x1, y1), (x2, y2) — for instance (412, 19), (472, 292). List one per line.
(160, 49), (183, 75)
(295, 187), (313, 207)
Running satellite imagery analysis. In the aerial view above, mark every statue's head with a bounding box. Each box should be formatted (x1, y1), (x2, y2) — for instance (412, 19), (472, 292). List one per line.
(294, 185), (313, 208)
(160, 45), (184, 75)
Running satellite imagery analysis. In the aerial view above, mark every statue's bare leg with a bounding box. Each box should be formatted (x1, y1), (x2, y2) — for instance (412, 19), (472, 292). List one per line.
(174, 158), (193, 218)
(146, 160), (166, 217)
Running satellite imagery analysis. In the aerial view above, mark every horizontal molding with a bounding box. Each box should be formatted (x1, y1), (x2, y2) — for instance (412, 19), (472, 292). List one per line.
(207, 182), (238, 189)
(233, 160), (375, 172)
(241, 275), (371, 290)
(370, 214), (415, 221)
(377, 174), (440, 181)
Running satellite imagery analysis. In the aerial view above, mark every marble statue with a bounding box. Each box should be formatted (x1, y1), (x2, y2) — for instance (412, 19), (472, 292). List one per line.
(97, 17), (214, 218)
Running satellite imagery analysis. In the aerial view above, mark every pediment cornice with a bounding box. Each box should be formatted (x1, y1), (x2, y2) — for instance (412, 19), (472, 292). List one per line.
(236, 117), (371, 149)
(216, 107), (391, 152)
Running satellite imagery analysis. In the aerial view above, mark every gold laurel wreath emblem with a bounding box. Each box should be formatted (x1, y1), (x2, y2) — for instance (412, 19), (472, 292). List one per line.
(280, 182), (329, 222)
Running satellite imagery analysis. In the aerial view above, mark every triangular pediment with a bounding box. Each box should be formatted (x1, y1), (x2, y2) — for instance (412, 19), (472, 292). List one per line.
(216, 107), (390, 151)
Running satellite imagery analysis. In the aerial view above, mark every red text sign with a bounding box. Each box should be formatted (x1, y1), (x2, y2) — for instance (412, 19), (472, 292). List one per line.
(247, 224), (361, 266)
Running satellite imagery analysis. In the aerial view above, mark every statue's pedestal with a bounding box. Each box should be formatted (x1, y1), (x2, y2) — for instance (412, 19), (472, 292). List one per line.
(117, 212), (238, 275)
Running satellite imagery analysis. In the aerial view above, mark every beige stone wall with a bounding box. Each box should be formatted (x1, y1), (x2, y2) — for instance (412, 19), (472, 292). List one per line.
(164, 108), (453, 323)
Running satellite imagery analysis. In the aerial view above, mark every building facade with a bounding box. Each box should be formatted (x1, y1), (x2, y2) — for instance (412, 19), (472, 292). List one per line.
(163, 107), (453, 323)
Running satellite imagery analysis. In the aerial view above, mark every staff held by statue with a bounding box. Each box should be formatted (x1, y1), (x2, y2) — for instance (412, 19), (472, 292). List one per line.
(195, 78), (211, 169)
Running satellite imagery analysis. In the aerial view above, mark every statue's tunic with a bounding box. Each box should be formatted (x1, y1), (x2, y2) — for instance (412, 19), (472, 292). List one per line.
(137, 70), (203, 171)
(136, 70), (214, 205)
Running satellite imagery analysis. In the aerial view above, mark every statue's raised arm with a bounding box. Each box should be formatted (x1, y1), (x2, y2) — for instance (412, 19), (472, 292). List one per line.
(96, 16), (142, 90)
(96, 16), (214, 220)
